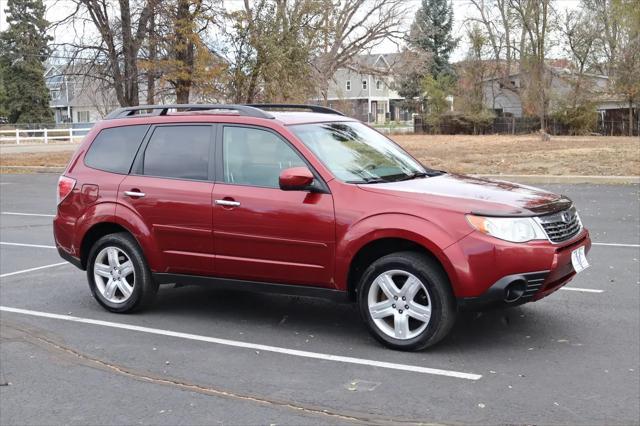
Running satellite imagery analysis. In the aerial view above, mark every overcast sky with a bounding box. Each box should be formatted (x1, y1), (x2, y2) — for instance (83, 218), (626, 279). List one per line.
(0, 0), (581, 62)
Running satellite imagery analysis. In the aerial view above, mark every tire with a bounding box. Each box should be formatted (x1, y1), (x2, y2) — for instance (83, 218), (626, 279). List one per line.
(357, 251), (456, 351)
(86, 232), (158, 313)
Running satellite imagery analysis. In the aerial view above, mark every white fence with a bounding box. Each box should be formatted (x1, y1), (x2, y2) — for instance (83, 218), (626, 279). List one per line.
(0, 127), (92, 144)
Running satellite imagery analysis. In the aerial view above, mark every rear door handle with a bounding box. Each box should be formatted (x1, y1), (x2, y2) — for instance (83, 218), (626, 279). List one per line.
(214, 199), (240, 207)
(124, 190), (146, 198)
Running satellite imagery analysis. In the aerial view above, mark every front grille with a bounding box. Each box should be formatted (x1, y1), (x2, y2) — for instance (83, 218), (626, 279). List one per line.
(538, 206), (581, 243)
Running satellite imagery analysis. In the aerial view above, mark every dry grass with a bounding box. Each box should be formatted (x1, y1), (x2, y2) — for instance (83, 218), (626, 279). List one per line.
(0, 151), (74, 168)
(1, 135), (639, 176)
(391, 134), (640, 176)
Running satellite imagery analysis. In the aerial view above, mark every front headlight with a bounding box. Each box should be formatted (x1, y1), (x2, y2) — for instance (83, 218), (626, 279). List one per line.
(466, 215), (547, 243)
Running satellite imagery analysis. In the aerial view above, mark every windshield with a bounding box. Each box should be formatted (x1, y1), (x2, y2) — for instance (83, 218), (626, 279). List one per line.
(291, 122), (427, 183)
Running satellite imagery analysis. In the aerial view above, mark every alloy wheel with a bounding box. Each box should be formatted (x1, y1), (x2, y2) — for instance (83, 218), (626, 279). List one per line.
(367, 269), (432, 340)
(93, 246), (135, 304)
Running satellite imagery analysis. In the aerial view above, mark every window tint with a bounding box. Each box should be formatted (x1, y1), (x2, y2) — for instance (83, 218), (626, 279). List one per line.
(223, 126), (305, 188)
(143, 126), (211, 180)
(85, 125), (149, 174)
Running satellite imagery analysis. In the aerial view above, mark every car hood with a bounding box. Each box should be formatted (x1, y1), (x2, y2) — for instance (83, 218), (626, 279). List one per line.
(358, 173), (572, 216)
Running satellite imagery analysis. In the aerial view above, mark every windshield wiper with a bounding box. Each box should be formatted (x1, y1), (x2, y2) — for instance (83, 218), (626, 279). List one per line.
(346, 176), (388, 184)
(385, 171), (429, 182)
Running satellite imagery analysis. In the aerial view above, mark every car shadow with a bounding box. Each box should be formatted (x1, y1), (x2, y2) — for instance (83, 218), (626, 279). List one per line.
(150, 283), (567, 353)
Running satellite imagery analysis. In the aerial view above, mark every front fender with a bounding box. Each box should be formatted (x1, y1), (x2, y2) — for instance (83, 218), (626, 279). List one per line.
(335, 213), (466, 291)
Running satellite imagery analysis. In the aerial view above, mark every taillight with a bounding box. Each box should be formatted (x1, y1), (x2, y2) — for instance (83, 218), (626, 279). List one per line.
(57, 175), (76, 205)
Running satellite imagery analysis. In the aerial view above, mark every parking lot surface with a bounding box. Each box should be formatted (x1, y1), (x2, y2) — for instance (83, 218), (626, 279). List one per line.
(1, 173), (638, 425)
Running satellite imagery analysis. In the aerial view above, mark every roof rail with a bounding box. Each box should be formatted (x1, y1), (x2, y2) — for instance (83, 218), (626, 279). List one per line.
(104, 104), (274, 120)
(245, 104), (345, 116)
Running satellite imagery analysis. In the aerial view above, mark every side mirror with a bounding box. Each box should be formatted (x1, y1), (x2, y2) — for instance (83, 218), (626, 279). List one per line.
(279, 167), (315, 191)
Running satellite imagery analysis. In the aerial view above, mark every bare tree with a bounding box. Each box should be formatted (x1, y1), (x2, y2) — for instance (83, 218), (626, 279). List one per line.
(222, 0), (324, 103)
(510, 0), (555, 133)
(146, 0), (222, 104)
(582, 0), (623, 76)
(313, 0), (407, 104)
(468, 0), (518, 92)
(52, 0), (153, 107)
(561, 10), (599, 107)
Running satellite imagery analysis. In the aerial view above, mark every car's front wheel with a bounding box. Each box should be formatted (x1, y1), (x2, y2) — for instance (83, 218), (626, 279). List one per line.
(357, 251), (456, 350)
(87, 232), (157, 313)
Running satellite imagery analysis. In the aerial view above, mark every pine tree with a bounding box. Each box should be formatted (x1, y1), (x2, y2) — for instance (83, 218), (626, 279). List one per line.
(410, 0), (458, 77)
(0, 0), (53, 123)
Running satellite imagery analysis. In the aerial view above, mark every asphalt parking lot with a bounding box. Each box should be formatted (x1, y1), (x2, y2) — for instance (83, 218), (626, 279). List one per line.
(0, 173), (638, 425)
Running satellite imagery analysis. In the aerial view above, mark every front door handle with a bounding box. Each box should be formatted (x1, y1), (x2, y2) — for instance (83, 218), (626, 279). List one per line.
(214, 199), (240, 207)
(124, 190), (146, 198)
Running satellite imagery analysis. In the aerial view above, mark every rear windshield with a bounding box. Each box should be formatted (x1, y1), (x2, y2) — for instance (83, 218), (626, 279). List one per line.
(85, 125), (149, 174)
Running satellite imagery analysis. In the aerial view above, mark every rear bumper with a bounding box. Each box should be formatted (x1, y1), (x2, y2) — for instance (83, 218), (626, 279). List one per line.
(57, 246), (84, 270)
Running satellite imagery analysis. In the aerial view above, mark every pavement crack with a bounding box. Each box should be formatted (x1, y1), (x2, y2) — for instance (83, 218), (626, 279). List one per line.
(3, 324), (431, 426)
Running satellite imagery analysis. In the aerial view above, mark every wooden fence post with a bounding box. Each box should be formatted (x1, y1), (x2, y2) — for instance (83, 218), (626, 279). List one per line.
(15, 128), (20, 145)
(44, 128), (48, 144)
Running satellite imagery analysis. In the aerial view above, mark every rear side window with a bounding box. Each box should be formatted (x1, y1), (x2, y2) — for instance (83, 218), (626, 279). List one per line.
(142, 125), (211, 180)
(85, 125), (149, 174)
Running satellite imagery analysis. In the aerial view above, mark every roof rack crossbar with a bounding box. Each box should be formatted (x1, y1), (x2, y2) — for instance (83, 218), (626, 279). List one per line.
(245, 104), (345, 116)
(104, 104), (274, 120)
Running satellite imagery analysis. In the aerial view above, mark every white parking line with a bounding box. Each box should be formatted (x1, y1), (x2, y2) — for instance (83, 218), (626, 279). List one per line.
(0, 242), (56, 249)
(0, 306), (482, 381)
(1, 211), (55, 217)
(560, 287), (604, 293)
(0, 262), (68, 278)
(592, 243), (639, 248)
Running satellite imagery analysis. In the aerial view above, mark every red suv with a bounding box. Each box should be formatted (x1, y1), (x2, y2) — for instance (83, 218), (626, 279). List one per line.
(54, 104), (591, 350)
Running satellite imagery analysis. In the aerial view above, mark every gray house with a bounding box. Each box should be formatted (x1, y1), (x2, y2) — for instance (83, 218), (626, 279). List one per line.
(482, 68), (611, 117)
(45, 64), (119, 124)
(317, 54), (411, 123)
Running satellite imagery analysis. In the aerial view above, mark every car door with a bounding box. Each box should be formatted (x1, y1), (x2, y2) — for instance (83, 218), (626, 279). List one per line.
(212, 124), (336, 287)
(117, 124), (215, 275)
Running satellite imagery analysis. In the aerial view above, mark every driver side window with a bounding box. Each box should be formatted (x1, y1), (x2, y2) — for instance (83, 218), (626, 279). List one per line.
(222, 126), (306, 188)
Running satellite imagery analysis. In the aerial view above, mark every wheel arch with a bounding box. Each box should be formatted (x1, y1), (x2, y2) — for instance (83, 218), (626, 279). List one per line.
(80, 222), (137, 269)
(347, 237), (453, 300)
(337, 214), (459, 299)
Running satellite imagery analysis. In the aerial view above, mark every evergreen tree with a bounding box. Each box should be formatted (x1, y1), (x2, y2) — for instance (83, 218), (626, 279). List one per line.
(410, 0), (458, 77)
(0, 0), (53, 123)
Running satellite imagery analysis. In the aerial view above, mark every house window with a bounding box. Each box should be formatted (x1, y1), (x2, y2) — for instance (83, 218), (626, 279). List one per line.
(362, 80), (367, 90)
(376, 80), (382, 90)
(346, 80), (351, 91)
(77, 110), (90, 122)
(50, 89), (59, 100)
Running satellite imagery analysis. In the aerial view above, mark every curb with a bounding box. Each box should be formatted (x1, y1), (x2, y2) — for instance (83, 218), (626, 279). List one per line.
(1, 165), (65, 173)
(473, 174), (640, 185)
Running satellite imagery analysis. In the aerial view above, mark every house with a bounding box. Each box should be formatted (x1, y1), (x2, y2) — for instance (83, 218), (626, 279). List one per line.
(316, 54), (412, 123)
(45, 64), (119, 124)
(481, 67), (627, 117)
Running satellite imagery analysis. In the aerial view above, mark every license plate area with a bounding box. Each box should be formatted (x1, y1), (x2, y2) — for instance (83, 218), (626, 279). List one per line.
(571, 246), (589, 273)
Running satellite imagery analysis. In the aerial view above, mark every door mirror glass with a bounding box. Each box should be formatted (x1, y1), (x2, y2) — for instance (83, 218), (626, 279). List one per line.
(279, 167), (314, 191)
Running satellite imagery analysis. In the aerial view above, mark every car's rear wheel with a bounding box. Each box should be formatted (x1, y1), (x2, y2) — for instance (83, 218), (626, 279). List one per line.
(87, 232), (157, 313)
(357, 251), (456, 351)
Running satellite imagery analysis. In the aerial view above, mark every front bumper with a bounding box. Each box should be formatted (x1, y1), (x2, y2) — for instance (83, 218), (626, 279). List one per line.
(446, 228), (591, 311)
(457, 271), (549, 310)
